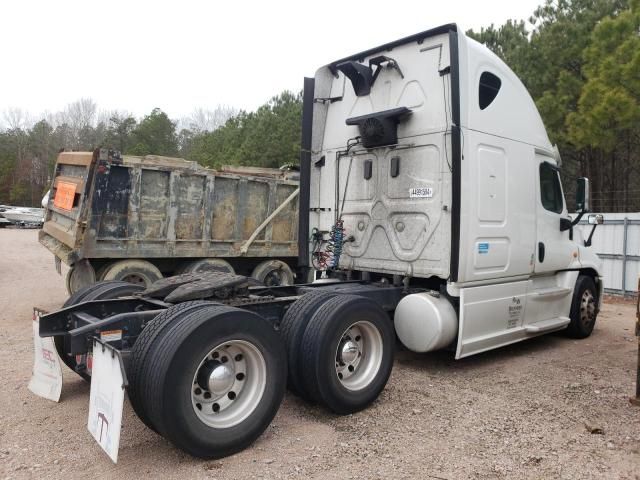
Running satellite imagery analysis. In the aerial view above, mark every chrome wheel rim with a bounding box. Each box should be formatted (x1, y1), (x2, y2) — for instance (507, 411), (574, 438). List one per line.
(334, 321), (383, 391)
(191, 340), (266, 428)
(580, 289), (596, 328)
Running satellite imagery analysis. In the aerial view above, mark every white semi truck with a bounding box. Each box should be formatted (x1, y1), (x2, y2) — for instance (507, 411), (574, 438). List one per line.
(32, 24), (604, 461)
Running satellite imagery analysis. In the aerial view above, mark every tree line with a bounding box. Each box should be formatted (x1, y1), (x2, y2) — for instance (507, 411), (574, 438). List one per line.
(0, 0), (638, 212)
(467, 0), (639, 212)
(0, 92), (301, 206)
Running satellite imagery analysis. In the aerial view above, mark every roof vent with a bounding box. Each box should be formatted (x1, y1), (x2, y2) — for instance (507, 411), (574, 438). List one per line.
(346, 107), (412, 148)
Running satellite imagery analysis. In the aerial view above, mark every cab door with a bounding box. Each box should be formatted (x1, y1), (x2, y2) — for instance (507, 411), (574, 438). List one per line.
(534, 156), (575, 274)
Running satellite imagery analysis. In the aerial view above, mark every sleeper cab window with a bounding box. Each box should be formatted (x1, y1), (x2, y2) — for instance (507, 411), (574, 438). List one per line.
(479, 71), (501, 110)
(539, 162), (564, 214)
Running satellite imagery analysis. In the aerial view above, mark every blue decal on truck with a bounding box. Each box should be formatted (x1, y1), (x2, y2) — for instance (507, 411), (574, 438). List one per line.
(478, 242), (489, 254)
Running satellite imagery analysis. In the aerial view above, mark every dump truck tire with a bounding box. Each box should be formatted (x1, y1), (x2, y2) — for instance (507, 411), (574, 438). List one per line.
(129, 301), (217, 432)
(280, 291), (338, 398)
(101, 259), (162, 288)
(251, 260), (294, 286)
(176, 258), (235, 275)
(56, 281), (144, 381)
(65, 260), (96, 295)
(565, 275), (598, 339)
(139, 305), (286, 459)
(300, 295), (394, 414)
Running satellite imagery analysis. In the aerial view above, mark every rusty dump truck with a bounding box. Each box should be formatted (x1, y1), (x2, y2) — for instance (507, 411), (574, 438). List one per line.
(39, 149), (299, 293)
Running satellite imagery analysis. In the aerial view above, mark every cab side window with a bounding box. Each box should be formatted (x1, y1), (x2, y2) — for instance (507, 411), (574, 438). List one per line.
(479, 72), (501, 110)
(539, 163), (564, 214)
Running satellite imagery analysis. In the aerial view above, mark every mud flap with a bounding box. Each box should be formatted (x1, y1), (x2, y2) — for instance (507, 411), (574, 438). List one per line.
(87, 338), (126, 463)
(28, 308), (62, 402)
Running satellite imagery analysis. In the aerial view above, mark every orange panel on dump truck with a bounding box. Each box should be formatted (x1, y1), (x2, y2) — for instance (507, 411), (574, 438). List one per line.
(53, 182), (76, 211)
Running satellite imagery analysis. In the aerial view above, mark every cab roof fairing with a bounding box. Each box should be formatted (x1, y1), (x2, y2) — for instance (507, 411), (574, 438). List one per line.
(310, 25), (554, 156)
(310, 24), (460, 155)
(456, 31), (553, 152)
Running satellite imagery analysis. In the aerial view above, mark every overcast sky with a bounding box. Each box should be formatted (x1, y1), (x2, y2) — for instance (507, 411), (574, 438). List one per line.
(0, 0), (543, 121)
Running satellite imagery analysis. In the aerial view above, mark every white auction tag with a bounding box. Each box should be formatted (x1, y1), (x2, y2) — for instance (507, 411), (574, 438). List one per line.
(87, 341), (125, 463)
(28, 308), (62, 402)
(409, 187), (434, 198)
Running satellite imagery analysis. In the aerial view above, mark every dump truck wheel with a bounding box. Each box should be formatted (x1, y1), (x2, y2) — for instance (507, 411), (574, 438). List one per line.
(139, 305), (286, 458)
(280, 291), (338, 398)
(94, 263), (111, 281)
(56, 281), (144, 381)
(65, 260), (96, 295)
(177, 258), (235, 275)
(129, 301), (217, 432)
(101, 259), (162, 288)
(300, 295), (394, 414)
(251, 260), (294, 286)
(565, 275), (598, 339)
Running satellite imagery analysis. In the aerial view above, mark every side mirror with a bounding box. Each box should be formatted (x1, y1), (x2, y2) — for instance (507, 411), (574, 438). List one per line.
(588, 214), (604, 225)
(576, 178), (590, 213)
(584, 213), (603, 247)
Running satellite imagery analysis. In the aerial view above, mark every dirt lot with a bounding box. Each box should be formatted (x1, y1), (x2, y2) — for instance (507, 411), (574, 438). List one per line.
(1, 229), (639, 480)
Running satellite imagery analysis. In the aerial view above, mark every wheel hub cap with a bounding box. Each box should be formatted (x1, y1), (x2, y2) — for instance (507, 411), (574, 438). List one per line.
(207, 362), (235, 395)
(340, 340), (359, 364)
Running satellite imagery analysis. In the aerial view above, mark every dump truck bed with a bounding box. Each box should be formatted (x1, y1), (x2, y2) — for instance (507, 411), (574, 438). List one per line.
(40, 150), (299, 266)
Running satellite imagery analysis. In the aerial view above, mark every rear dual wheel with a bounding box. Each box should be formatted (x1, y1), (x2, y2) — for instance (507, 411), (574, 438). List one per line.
(131, 304), (286, 458)
(128, 301), (217, 431)
(283, 293), (395, 414)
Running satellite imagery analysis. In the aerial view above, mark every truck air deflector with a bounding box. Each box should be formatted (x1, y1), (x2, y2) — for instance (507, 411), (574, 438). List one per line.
(336, 61), (373, 96)
(448, 28), (462, 283)
(336, 56), (406, 97)
(345, 107), (412, 148)
(298, 77), (315, 271)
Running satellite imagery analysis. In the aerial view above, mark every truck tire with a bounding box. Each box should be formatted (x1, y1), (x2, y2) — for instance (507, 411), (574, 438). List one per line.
(56, 281), (144, 381)
(65, 260), (96, 295)
(129, 301), (216, 432)
(177, 258), (235, 275)
(138, 305), (287, 458)
(251, 260), (294, 286)
(300, 295), (395, 414)
(280, 291), (338, 398)
(565, 275), (598, 339)
(100, 259), (162, 288)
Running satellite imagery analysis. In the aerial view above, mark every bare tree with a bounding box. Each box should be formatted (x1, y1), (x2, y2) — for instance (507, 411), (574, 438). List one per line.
(181, 105), (238, 133)
(3, 107), (32, 131)
(61, 98), (98, 149)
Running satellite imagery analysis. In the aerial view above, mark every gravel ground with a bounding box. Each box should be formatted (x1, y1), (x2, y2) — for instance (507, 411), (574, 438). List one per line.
(1, 229), (639, 480)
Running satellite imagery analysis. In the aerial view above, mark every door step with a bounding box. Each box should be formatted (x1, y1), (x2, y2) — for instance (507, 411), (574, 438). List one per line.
(531, 286), (573, 299)
(524, 316), (570, 333)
